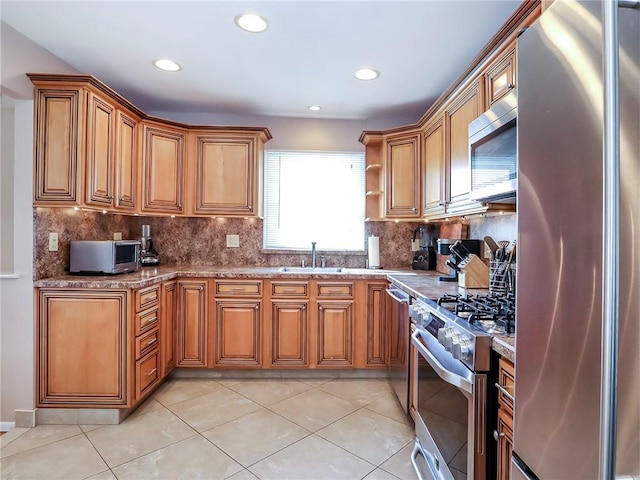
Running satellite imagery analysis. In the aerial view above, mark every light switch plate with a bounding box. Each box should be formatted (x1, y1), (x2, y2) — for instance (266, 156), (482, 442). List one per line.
(48, 232), (59, 252)
(226, 234), (240, 248)
(113, 232), (122, 241)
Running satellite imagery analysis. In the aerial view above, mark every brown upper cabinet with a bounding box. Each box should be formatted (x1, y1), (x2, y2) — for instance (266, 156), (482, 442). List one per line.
(445, 79), (486, 215)
(422, 115), (446, 217)
(141, 124), (186, 214)
(384, 133), (421, 218)
(28, 74), (270, 217)
(189, 131), (268, 217)
(33, 86), (84, 206)
(486, 44), (516, 106)
(358, 1), (539, 221)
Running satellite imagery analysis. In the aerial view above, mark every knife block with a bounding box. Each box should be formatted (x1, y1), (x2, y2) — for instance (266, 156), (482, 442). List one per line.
(458, 254), (490, 289)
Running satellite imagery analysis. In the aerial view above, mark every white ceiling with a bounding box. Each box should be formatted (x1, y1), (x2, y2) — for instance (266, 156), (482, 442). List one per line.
(1, 1), (521, 122)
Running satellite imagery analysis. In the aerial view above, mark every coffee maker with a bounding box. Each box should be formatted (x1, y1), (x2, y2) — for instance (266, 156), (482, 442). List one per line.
(139, 224), (160, 266)
(412, 225), (436, 270)
(436, 238), (483, 281)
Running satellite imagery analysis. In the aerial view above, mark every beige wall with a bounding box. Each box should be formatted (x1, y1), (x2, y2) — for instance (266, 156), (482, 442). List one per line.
(0, 21), (77, 427)
(0, 99), (34, 427)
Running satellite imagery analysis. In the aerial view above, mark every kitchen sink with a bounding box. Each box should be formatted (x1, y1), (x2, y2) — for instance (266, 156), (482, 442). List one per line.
(277, 266), (348, 273)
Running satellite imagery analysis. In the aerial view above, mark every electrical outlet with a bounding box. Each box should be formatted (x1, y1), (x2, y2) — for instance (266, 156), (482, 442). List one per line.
(113, 232), (122, 241)
(48, 232), (59, 252)
(226, 234), (240, 248)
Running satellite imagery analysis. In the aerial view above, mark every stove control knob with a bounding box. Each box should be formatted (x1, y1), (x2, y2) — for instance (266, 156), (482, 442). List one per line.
(452, 339), (472, 360)
(437, 327), (451, 345)
(444, 331), (460, 352)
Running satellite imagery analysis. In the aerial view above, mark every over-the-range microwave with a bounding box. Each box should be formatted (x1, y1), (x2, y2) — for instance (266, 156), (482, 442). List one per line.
(70, 240), (141, 275)
(468, 91), (517, 203)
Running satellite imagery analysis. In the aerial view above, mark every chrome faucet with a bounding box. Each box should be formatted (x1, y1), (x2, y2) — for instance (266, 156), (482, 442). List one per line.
(321, 255), (326, 268)
(311, 242), (317, 268)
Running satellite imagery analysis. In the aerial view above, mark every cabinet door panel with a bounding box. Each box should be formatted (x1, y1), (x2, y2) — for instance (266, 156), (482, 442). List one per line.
(214, 300), (261, 366)
(177, 281), (207, 367)
(446, 81), (485, 213)
(317, 301), (353, 366)
(161, 281), (177, 377)
(385, 135), (421, 218)
(271, 301), (308, 366)
(86, 94), (115, 206)
(423, 117), (446, 216)
(37, 290), (128, 406)
(195, 137), (256, 215)
(142, 126), (185, 213)
(34, 89), (82, 204)
(365, 283), (387, 366)
(487, 46), (516, 105)
(115, 111), (137, 210)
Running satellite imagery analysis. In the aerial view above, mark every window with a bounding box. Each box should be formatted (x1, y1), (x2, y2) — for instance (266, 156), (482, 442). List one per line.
(264, 150), (365, 250)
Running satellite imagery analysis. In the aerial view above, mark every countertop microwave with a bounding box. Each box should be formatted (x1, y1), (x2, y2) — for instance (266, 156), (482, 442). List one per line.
(468, 91), (517, 203)
(70, 240), (141, 275)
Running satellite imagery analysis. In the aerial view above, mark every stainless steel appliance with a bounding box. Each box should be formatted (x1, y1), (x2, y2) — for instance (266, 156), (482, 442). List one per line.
(409, 295), (495, 480)
(412, 226), (436, 271)
(386, 286), (410, 414)
(468, 90), (517, 203)
(513, 1), (639, 478)
(139, 224), (160, 266)
(69, 240), (140, 275)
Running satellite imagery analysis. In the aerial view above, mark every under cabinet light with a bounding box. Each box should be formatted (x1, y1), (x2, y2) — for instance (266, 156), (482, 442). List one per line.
(308, 105), (321, 111)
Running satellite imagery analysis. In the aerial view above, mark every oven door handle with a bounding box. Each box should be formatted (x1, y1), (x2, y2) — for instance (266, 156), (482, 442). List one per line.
(385, 288), (409, 304)
(411, 329), (473, 394)
(410, 441), (432, 480)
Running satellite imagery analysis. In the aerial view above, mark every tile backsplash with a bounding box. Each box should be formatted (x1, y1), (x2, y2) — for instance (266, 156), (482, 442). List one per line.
(34, 208), (442, 279)
(34, 208), (515, 280)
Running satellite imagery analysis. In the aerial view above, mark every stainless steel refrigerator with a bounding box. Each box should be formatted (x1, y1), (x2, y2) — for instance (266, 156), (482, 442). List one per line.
(513, 0), (639, 478)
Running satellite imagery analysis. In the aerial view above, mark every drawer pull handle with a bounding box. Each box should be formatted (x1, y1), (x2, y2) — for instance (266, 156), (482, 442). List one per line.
(142, 294), (158, 302)
(493, 429), (506, 441)
(145, 368), (157, 377)
(328, 289), (344, 293)
(146, 338), (157, 346)
(283, 289), (297, 293)
(142, 316), (157, 325)
(495, 382), (514, 402)
(231, 288), (246, 292)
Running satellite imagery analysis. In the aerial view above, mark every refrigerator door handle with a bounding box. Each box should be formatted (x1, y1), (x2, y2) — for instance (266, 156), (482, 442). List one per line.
(511, 453), (540, 480)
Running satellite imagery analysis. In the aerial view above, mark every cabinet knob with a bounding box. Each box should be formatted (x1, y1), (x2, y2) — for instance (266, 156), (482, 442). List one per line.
(302, 304), (306, 310)
(319, 305), (323, 310)
(507, 83), (514, 89)
(255, 304), (259, 310)
(493, 429), (506, 441)
(178, 203), (182, 209)
(120, 196), (125, 201)
(199, 287), (203, 291)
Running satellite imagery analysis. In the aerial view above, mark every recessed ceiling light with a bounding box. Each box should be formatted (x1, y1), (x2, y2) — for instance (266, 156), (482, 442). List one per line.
(308, 105), (321, 111)
(153, 59), (181, 72)
(354, 68), (380, 81)
(235, 13), (268, 33)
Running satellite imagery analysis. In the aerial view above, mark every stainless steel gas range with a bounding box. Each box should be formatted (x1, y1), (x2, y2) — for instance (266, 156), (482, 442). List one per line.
(409, 292), (514, 480)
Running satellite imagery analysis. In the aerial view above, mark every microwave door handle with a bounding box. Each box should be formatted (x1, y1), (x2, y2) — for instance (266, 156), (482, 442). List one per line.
(411, 329), (473, 394)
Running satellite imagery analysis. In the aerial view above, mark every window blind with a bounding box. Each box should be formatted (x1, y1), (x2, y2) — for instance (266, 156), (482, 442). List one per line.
(264, 150), (365, 250)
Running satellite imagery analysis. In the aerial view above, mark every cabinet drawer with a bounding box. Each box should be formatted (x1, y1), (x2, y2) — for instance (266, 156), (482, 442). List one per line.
(135, 307), (159, 336)
(136, 327), (159, 360)
(271, 282), (309, 298)
(136, 350), (159, 399)
(497, 356), (515, 415)
(215, 280), (262, 297)
(316, 282), (354, 298)
(135, 285), (160, 312)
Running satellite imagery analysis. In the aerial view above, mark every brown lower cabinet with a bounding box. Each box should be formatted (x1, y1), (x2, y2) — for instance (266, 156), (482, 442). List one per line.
(176, 280), (208, 367)
(35, 277), (391, 410)
(495, 356), (515, 480)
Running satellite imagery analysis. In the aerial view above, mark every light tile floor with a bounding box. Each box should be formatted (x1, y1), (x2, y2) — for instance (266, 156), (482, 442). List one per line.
(0, 378), (420, 480)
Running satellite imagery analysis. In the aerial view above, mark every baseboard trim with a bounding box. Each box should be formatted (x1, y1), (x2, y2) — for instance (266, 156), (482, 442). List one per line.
(15, 410), (36, 428)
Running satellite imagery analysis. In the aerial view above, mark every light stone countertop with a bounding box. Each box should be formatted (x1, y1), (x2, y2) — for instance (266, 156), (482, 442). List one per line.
(33, 265), (415, 289)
